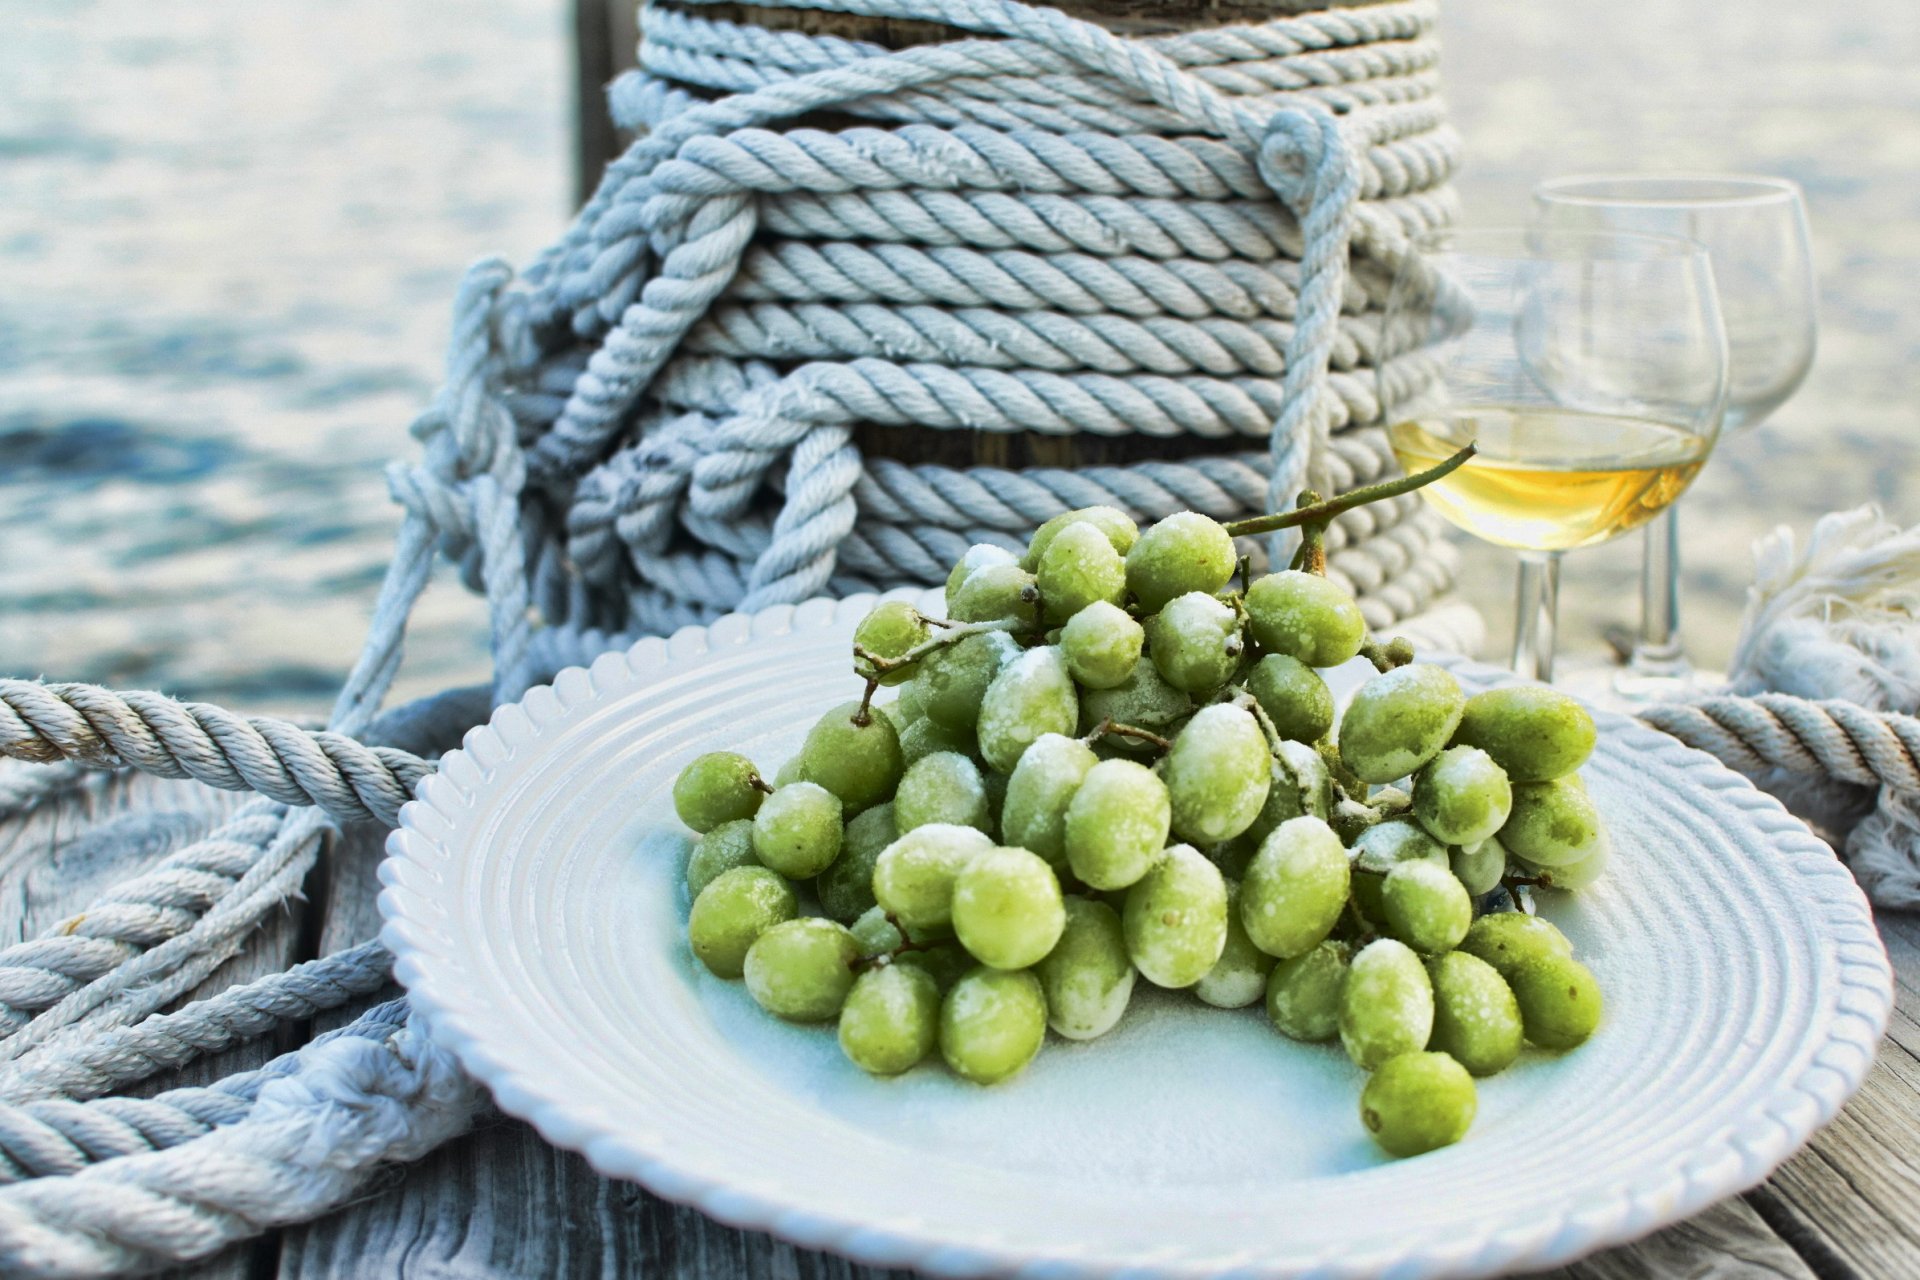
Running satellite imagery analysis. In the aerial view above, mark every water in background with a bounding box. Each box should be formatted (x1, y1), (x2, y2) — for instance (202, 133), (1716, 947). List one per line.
(2, 0), (1916, 714)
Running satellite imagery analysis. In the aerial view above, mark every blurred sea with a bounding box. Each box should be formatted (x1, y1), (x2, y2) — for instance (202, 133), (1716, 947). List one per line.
(2, 0), (1916, 714)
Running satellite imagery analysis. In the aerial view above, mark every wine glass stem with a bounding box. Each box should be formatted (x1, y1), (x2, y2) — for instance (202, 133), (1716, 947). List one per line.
(1631, 505), (1692, 678)
(1511, 551), (1562, 683)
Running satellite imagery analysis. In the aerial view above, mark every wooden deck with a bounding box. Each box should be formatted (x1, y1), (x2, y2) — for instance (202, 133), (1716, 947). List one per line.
(5, 756), (1915, 1279)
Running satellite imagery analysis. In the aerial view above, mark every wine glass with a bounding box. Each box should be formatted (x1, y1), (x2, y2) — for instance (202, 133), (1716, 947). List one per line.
(1534, 176), (1817, 693)
(1380, 227), (1729, 683)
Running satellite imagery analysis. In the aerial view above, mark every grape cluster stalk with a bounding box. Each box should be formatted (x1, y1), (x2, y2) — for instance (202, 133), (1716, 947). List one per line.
(673, 446), (1609, 1159)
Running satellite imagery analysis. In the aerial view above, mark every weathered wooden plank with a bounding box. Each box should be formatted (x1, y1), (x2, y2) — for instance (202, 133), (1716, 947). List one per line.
(0, 766), (315, 1280)
(1538, 1196), (1818, 1280)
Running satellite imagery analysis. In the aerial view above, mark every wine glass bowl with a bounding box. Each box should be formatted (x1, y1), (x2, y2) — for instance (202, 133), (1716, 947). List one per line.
(1382, 227), (1728, 681)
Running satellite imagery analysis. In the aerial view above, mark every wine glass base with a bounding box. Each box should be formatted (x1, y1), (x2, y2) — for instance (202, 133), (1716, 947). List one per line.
(1553, 662), (1728, 714)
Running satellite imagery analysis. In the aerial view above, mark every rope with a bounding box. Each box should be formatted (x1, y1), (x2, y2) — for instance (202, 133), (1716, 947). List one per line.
(1639, 695), (1920, 799)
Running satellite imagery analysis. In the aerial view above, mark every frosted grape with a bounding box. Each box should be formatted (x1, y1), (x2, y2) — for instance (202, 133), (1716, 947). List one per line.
(1499, 777), (1605, 867)
(850, 905), (905, 959)
(946, 543), (1018, 613)
(672, 751), (766, 833)
(1037, 520), (1127, 624)
(1123, 843), (1229, 989)
(893, 751), (990, 834)
(1163, 703), (1270, 845)
(1063, 758), (1172, 890)
(1060, 600), (1144, 689)
(976, 646), (1078, 774)
(1519, 826), (1611, 891)
(920, 629), (1020, 732)
(949, 562), (1041, 627)
(1450, 835), (1508, 897)
(743, 918), (860, 1021)
(1245, 653), (1335, 744)
(1194, 880), (1276, 1008)
(1240, 815), (1349, 959)
(871, 823), (994, 932)
(685, 819), (758, 899)
(1459, 911), (1574, 973)
(1244, 570), (1365, 668)
(817, 803), (895, 922)
(1380, 860), (1472, 954)
(1508, 951), (1603, 1050)
(1339, 938), (1434, 1070)
(1125, 511), (1237, 613)
(1036, 897), (1134, 1040)
(941, 967), (1048, 1085)
(853, 600), (932, 685)
(1000, 733), (1098, 870)
(1337, 663), (1466, 784)
(1413, 746), (1512, 847)
(1024, 505), (1138, 571)
(1145, 592), (1243, 694)
(952, 846), (1066, 970)
(1452, 686), (1597, 782)
(1360, 1051), (1476, 1157)
(839, 964), (941, 1075)
(1349, 818), (1449, 924)
(1077, 662), (1193, 751)
(800, 702), (903, 812)
(688, 866), (797, 979)
(897, 714), (977, 770)
(1428, 951), (1523, 1077)
(750, 782), (843, 878)
(1266, 939), (1350, 1042)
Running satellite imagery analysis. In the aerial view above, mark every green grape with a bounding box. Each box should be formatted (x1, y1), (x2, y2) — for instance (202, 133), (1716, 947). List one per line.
(1249, 740), (1334, 840)
(1123, 843), (1228, 989)
(921, 630), (1020, 732)
(1349, 818), (1448, 923)
(1064, 758), (1172, 890)
(1380, 860), (1472, 954)
(1360, 1051), (1476, 1158)
(946, 544), (1019, 616)
(839, 964), (941, 1075)
(1339, 938), (1435, 1070)
(1124, 511), (1237, 613)
(872, 823), (994, 932)
(1337, 663), (1466, 785)
(1037, 521), (1127, 624)
(941, 967), (1048, 1084)
(977, 646), (1079, 774)
(688, 866), (798, 979)
(894, 751), (990, 834)
(849, 905), (905, 959)
(743, 918), (860, 1021)
(751, 782), (844, 878)
(1413, 746), (1512, 847)
(1194, 880), (1276, 1008)
(1508, 951), (1603, 1050)
(1077, 661), (1193, 751)
(854, 600), (932, 685)
(1243, 570), (1366, 668)
(1518, 826), (1611, 891)
(952, 846), (1067, 970)
(1450, 835), (1507, 898)
(894, 941), (973, 992)
(1241, 815), (1349, 959)
(773, 754), (808, 787)
(1024, 505), (1138, 571)
(672, 751), (767, 833)
(1459, 910), (1573, 991)
(1035, 897), (1135, 1040)
(1163, 703), (1271, 845)
(898, 715), (978, 770)
(1499, 777), (1604, 867)
(893, 671), (930, 723)
(950, 562), (1041, 626)
(1451, 686), (1597, 782)
(1000, 733), (1099, 870)
(1266, 939), (1351, 1042)
(1428, 951), (1523, 1077)
(686, 819), (759, 899)
(817, 803), (895, 922)
(1059, 600), (1143, 690)
(1245, 653), (1335, 744)
(1145, 592), (1243, 694)
(801, 703), (903, 813)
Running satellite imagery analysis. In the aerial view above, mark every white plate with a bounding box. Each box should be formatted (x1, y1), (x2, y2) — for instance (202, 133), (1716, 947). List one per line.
(380, 589), (1892, 1279)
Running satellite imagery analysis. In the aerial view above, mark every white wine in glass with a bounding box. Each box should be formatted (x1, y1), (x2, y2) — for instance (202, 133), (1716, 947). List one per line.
(1381, 229), (1729, 683)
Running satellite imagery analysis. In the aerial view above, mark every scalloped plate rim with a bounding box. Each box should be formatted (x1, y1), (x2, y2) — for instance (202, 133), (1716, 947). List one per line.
(379, 589), (1893, 1279)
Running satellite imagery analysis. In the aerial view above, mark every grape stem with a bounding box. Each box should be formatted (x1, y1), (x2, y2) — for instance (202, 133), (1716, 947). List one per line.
(1230, 689), (1288, 758)
(1223, 443), (1477, 539)
(1080, 718), (1173, 751)
(853, 616), (1027, 673)
(748, 774), (776, 796)
(852, 678), (880, 727)
(1285, 491), (1329, 575)
(1341, 893), (1378, 946)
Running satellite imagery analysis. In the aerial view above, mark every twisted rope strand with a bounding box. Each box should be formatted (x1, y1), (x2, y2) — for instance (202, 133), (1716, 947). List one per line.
(1639, 694), (1920, 799)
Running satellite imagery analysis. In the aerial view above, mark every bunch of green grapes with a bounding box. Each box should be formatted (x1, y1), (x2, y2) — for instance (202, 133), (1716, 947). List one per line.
(673, 469), (1608, 1159)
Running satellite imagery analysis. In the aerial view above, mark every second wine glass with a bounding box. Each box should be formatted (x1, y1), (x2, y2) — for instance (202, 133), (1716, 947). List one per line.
(1381, 227), (1729, 683)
